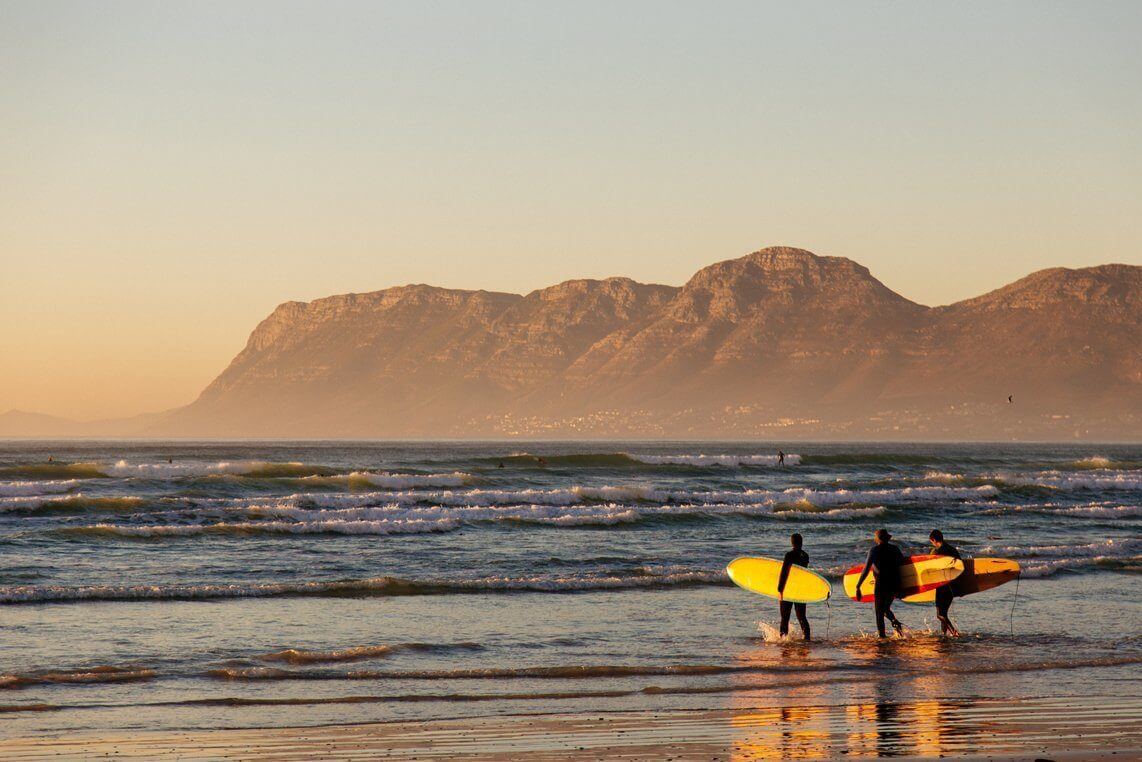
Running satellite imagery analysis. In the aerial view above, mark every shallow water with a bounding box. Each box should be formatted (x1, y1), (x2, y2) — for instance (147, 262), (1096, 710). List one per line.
(1, 441), (1139, 737)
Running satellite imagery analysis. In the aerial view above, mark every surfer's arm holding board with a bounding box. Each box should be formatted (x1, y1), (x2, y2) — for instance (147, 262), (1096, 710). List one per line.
(854, 550), (876, 592)
(776, 548), (808, 602)
(777, 555), (792, 602)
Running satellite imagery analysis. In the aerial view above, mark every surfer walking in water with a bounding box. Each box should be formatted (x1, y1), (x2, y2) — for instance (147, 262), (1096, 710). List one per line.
(929, 529), (962, 636)
(855, 528), (906, 638)
(776, 533), (811, 641)
(777, 450), (785, 466)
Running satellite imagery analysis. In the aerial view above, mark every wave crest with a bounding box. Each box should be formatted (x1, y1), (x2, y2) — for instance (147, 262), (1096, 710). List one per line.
(0, 479), (80, 497)
(627, 453), (800, 467)
(0, 568), (728, 605)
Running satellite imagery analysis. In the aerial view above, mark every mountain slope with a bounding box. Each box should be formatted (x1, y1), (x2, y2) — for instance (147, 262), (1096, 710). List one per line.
(161, 278), (678, 437)
(564, 247), (927, 410)
(885, 264), (1142, 410)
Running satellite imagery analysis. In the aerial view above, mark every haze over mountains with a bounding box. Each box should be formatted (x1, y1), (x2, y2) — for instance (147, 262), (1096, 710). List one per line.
(4, 247), (1140, 440)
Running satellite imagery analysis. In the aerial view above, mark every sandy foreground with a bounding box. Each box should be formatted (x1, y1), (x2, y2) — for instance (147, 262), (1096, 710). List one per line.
(2, 695), (1138, 760)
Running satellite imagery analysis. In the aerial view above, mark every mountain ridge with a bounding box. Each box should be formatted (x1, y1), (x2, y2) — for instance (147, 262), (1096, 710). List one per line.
(5, 247), (1138, 440)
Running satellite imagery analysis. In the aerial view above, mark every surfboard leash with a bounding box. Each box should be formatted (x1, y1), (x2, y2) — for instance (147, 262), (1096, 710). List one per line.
(1008, 572), (1021, 637)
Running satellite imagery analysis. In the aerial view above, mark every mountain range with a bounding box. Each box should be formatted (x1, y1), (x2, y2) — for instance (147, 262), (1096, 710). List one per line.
(4, 247), (1139, 440)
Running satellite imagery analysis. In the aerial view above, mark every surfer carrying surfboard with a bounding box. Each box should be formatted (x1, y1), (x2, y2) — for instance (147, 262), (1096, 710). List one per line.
(776, 533), (811, 641)
(929, 530), (962, 636)
(854, 528), (907, 638)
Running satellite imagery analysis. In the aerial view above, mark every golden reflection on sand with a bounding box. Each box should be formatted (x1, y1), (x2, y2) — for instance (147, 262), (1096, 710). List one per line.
(726, 635), (976, 759)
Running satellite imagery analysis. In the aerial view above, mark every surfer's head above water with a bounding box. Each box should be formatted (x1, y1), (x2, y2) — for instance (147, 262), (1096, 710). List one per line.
(929, 529), (944, 545)
(875, 528), (892, 543)
(790, 532), (803, 549)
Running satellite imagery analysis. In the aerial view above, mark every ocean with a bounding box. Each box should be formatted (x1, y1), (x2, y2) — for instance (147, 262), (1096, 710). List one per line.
(1, 441), (1139, 739)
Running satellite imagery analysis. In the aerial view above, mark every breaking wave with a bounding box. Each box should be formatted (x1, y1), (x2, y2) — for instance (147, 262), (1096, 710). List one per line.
(291, 471), (475, 490)
(627, 453), (801, 467)
(0, 568), (728, 604)
(54, 518), (462, 538)
(0, 665), (155, 689)
(0, 495), (145, 515)
(987, 471), (1142, 491)
(492, 453), (640, 467)
(209, 662), (784, 682)
(0, 479), (79, 497)
(480, 452), (801, 469)
(772, 504), (887, 520)
(0, 463), (108, 480)
(979, 502), (1142, 519)
(256, 642), (483, 665)
(1069, 456), (1142, 470)
(976, 538), (1142, 578)
(100, 460), (338, 479)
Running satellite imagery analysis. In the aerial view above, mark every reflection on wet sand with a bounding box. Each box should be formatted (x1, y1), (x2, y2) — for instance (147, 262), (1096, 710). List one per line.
(727, 635), (1046, 759)
(730, 695), (1096, 759)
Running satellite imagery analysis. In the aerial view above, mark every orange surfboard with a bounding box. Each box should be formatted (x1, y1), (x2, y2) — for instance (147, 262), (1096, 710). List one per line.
(902, 558), (1020, 603)
(843, 554), (963, 602)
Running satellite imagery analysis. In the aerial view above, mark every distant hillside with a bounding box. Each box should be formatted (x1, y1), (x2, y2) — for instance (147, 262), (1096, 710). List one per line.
(138, 247), (1139, 440)
(0, 409), (166, 438)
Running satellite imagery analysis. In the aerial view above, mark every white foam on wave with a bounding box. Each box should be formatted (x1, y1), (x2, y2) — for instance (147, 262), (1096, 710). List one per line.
(0, 480), (79, 497)
(0, 493), (144, 512)
(921, 471), (967, 485)
(237, 501), (646, 527)
(86, 461), (476, 489)
(297, 472), (475, 489)
(628, 453), (801, 467)
(979, 501), (1142, 519)
(777, 484), (997, 507)
(772, 505), (888, 520)
(978, 538), (1139, 559)
(1018, 555), (1142, 578)
(103, 460), (280, 478)
(988, 470), (1142, 491)
(62, 517), (461, 538)
(1050, 504), (1142, 518)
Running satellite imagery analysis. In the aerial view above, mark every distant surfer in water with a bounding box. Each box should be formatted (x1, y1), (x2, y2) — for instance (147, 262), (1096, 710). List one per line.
(776, 533), (811, 641)
(855, 528), (906, 638)
(929, 530), (961, 636)
(778, 450), (785, 466)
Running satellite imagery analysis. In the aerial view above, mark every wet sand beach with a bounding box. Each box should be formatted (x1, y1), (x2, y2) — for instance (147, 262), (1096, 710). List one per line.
(2, 695), (1139, 759)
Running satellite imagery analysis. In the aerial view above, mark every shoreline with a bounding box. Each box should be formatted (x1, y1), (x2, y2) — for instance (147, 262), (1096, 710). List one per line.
(2, 695), (1138, 760)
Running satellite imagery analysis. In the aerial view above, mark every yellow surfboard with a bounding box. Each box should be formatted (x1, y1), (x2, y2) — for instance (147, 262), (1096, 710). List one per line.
(727, 557), (832, 604)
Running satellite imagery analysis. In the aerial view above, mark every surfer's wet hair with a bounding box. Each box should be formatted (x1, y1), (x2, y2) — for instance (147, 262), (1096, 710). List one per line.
(930, 529), (944, 542)
(790, 532), (803, 548)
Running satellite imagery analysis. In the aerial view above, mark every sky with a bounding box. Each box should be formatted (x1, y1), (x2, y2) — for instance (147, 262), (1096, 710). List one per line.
(2, 1), (1140, 420)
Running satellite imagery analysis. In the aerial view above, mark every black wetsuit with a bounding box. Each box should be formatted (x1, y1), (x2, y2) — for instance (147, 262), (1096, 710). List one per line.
(933, 541), (962, 620)
(860, 542), (905, 637)
(777, 548), (811, 640)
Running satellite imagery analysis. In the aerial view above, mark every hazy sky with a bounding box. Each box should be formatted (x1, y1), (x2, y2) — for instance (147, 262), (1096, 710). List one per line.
(2, 1), (1140, 420)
